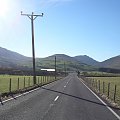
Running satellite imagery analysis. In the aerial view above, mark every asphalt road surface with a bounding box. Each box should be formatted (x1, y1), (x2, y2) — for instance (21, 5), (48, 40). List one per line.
(0, 73), (120, 120)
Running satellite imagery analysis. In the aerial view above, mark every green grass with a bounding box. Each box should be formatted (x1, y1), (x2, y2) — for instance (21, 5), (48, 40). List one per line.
(0, 75), (56, 93)
(87, 77), (120, 105)
(82, 71), (120, 77)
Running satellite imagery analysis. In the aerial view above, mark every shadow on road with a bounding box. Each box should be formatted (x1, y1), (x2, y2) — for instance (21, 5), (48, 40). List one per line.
(41, 86), (120, 111)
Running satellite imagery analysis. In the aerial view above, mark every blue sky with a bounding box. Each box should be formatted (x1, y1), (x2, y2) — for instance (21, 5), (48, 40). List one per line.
(0, 0), (120, 62)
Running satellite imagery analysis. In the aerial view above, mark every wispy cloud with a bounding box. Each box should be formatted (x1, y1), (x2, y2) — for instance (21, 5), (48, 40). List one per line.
(39, 0), (72, 8)
(42, 0), (72, 3)
(48, 0), (72, 2)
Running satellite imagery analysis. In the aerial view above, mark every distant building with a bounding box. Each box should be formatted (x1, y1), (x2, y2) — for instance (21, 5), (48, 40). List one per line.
(41, 69), (55, 72)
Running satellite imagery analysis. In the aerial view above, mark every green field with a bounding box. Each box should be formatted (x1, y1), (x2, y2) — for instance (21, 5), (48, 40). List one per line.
(82, 71), (120, 77)
(87, 77), (120, 105)
(0, 75), (56, 93)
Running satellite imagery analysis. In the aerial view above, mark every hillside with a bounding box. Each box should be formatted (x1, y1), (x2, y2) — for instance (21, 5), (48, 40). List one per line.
(36, 54), (95, 71)
(43, 54), (75, 61)
(0, 48), (95, 71)
(99, 55), (120, 69)
(74, 55), (99, 66)
(0, 47), (31, 68)
(0, 46), (120, 71)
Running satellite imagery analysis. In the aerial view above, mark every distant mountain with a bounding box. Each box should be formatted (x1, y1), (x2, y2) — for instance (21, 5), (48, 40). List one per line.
(0, 48), (95, 71)
(0, 47), (31, 68)
(74, 55), (120, 70)
(74, 55), (99, 66)
(99, 55), (120, 69)
(0, 46), (120, 71)
(43, 54), (120, 70)
(43, 54), (77, 62)
(36, 54), (95, 71)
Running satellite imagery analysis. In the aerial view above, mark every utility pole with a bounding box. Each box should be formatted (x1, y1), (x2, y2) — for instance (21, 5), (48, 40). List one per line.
(55, 56), (57, 80)
(21, 11), (43, 85)
(64, 62), (66, 77)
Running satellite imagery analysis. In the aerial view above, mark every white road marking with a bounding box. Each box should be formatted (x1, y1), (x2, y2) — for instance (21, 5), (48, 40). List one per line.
(54, 96), (59, 102)
(80, 78), (120, 120)
(1, 78), (62, 104)
(40, 103), (54, 120)
(40, 95), (60, 119)
(63, 79), (71, 90)
(2, 87), (40, 104)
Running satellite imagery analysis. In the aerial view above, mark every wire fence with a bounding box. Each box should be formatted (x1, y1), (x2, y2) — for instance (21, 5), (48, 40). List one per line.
(80, 76), (120, 106)
(0, 75), (60, 96)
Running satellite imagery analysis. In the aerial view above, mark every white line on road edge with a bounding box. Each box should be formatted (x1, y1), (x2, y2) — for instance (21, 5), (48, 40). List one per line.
(2, 87), (40, 104)
(80, 78), (120, 120)
(54, 96), (59, 102)
(2, 79), (61, 104)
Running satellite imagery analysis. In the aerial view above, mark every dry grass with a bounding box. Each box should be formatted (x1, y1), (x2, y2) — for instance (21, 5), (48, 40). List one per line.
(88, 77), (120, 105)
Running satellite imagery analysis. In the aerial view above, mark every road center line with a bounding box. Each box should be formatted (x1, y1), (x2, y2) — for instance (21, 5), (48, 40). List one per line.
(79, 78), (120, 120)
(54, 96), (59, 102)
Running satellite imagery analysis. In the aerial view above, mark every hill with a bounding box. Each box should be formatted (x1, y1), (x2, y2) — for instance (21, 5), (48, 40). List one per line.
(0, 47), (95, 71)
(36, 54), (95, 71)
(99, 55), (120, 69)
(0, 47), (31, 68)
(0, 46), (120, 71)
(74, 55), (99, 66)
(43, 54), (75, 62)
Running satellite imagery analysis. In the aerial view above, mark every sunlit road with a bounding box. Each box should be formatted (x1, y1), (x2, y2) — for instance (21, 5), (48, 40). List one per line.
(0, 73), (120, 120)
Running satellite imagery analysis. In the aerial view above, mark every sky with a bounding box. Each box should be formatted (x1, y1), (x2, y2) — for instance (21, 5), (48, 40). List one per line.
(0, 0), (120, 62)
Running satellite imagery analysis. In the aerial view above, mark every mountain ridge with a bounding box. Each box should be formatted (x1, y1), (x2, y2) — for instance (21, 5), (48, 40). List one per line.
(74, 55), (99, 66)
(0, 47), (120, 70)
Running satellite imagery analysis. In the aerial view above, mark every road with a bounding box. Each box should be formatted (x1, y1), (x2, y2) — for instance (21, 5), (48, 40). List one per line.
(0, 73), (120, 120)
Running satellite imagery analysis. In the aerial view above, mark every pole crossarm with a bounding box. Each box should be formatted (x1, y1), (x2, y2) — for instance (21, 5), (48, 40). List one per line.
(21, 11), (43, 20)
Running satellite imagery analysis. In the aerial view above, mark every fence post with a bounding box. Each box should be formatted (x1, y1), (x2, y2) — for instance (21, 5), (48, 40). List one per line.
(98, 80), (100, 92)
(108, 83), (110, 98)
(93, 79), (95, 88)
(38, 77), (39, 85)
(24, 77), (25, 88)
(47, 76), (48, 83)
(43, 76), (44, 83)
(89, 79), (91, 86)
(42, 75), (44, 84)
(51, 76), (52, 82)
(103, 82), (105, 94)
(48, 76), (49, 82)
(28, 77), (30, 87)
(41, 76), (43, 85)
(9, 78), (12, 93)
(92, 79), (94, 87)
(95, 80), (97, 90)
(114, 85), (117, 102)
(92, 79), (93, 87)
(45, 76), (46, 83)
(46, 76), (47, 83)
(17, 78), (20, 90)
(41, 76), (42, 85)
